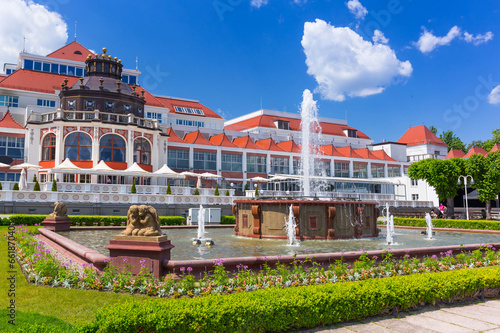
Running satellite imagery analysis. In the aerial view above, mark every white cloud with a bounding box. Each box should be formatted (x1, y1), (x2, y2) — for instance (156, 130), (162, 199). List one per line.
(414, 26), (461, 53)
(488, 85), (500, 105)
(0, 0), (67, 68)
(464, 31), (494, 45)
(250, 0), (269, 8)
(346, 0), (368, 20)
(301, 19), (412, 102)
(372, 30), (389, 44)
(293, 0), (307, 4)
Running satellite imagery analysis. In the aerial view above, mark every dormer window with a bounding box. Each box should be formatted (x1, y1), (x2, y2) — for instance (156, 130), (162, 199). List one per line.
(274, 120), (289, 130)
(344, 129), (357, 138)
(85, 100), (95, 111)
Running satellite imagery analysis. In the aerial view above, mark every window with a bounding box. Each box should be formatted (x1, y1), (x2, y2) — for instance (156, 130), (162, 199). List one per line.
(75, 68), (83, 77)
(5, 69), (14, 75)
(412, 194), (419, 201)
(271, 157), (289, 174)
(247, 155), (266, 173)
(42, 134), (56, 161)
(221, 153), (242, 172)
(42, 63), (50, 72)
(99, 134), (126, 162)
(175, 119), (204, 127)
(293, 159), (300, 175)
(37, 99), (56, 108)
(404, 167), (409, 176)
(275, 120), (289, 130)
(174, 106), (204, 115)
(387, 166), (401, 177)
(67, 66), (75, 76)
(371, 165), (385, 178)
(146, 112), (163, 123)
(24, 59), (33, 70)
(122, 75), (129, 84)
(51, 63), (59, 73)
(79, 174), (91, 183)
(34, 61), (42, 71)
(334, 162), (350, 178)
(59, 65), (67, 75)
(85, 100), (95, 111)
(411, 179), (418, 186)
(129, 76), (137, 85)
(353, 163), (367, 178)
(0, 95), (19, 107)
(344, 129), (357, 138)
(314, 160), (331, 176)
(193, 151), (216, 170)
(64, 132), (92, 161)
(0, 136), (24, 159)
(133, 138), (151, 165)
(62, 173), (75, 183)
(167, 149), (189, 169)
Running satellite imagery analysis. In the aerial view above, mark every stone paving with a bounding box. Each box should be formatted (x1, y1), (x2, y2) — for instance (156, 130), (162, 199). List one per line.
(297, 298), (500, 333)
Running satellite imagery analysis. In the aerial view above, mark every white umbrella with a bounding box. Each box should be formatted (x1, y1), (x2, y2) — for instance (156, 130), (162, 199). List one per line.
(180, 171), (199, 177)
(0, 162), (10, 168)
(19, 168), (27, 190)
(200, 172), (222, 178)
(92, 160), (116, 172)
(250, 176), (269, 182)
(269, 176), (289, 181)
(196, 176), (202, 188)
(154, 164), (179, 176)
(10, 162), (41, 170)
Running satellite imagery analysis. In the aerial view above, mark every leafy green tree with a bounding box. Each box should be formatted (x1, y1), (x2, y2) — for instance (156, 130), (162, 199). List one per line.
(466, 152), (500, 219)
(466, 140), (487, 152)
(225, 189), (230, 196)
(214, 184), (219, 196)
(439, 130), (466, 152)
(166, 183), (171, 195)
(244, 183), (249, 191)
(51, 179), (57, 192)
(131, 180), (137, 194)
(429, 125), (438, 135)
(409, 158), (465, 218)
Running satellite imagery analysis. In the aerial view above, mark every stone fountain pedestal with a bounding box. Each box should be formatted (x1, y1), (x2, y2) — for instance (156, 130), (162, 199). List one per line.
(105, 235), (174, 279)
(42, 216), (72, 231)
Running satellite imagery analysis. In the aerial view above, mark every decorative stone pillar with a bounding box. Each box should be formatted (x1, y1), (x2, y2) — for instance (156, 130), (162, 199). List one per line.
(326, 205), (336, 239)
(251, 204), (261, 238)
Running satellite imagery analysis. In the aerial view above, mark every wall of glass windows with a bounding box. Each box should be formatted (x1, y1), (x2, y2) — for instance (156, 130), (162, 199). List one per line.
(23, 59), (84, 77)
(333, 181), (394, 194)
(334, 162), (350, 178)
(221, 153), (242, 172)
(167, 149), (189, 169)
(0, 95), (19, 107)
(247, 155), (266, 173)
(387, 166), (401, 177)
(352, 163), (368, 178)
(0, 136), (24, 159)
(371, 164), (385, 178)
(271, 157), (289, 174)
(193, 151), (216, 170)
(314, 160), (331, 177)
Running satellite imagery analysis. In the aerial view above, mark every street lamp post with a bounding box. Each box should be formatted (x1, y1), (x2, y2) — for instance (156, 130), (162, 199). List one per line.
(458, 175), (474, 220)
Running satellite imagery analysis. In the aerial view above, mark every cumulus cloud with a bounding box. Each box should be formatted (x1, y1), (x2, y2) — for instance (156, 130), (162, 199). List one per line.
(464, 31), (494, 45)
(414, 26), (461, 54)
(301, 19), (412, 102)
(372, 30), (389, 44)
(488, 85), (500, 105)
(0, 0), (67, 68)
(250, 0), (269, 8)
(346, 0), (368, 20)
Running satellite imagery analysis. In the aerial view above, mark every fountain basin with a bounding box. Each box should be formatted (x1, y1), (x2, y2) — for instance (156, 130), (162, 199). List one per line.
(233, 199), (379, 240)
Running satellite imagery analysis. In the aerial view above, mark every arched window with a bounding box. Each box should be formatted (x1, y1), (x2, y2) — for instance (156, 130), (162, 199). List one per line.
(64, 132), (92, 161)
(134, 138), (151, 165)
(99, 134), (126, 162)
(42, 133), (56, 161)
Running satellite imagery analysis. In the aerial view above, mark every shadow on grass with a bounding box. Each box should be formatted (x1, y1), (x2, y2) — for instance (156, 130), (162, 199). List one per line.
(0, 309), (75, 332)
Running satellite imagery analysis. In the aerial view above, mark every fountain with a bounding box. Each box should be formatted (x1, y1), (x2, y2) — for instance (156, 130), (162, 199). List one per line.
(285, 205), (299, 246)
(234, 90), (379, 240)
(425, 212), (434, 240)
(197, 205), (206, 240)
(386, 215), (394, 245)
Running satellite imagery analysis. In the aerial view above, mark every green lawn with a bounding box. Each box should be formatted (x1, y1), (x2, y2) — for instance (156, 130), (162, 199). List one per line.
(0, 226), (144, 332)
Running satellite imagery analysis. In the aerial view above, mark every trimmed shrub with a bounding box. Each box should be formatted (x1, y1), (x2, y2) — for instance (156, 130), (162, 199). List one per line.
(0, 182), (3, 190)
(166, 183), (171, 195)
(33, 174), (38, 182)
(13, 183), (19, 190)
(8, 214), (46, 226)
(131, 180), (137, 194)
(254, 185), (259, 197)
(81, 266), (500, 333)
(33, 180), (41, 191)
(221, 215), (236, 224)
(392, 217), (500, 231)
(194, 188), (200, 195)
(4, 214), (185, 226)
(244, 183), (248, 191)
(225, 189), (230, 196)
(51, 179), (57, 192)
(214, 184), (219, 196)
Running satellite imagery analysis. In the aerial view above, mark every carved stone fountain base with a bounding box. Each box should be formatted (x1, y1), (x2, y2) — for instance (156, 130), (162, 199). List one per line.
(42, 217), (72, 231)
(105, 235), (174, 279)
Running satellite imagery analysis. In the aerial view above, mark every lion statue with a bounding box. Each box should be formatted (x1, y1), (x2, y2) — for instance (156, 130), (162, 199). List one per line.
(48, 202), (68, 219)
(121, 205), (162, 237)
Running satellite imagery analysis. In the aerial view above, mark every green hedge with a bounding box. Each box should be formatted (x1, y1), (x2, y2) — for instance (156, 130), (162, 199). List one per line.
(392, 217), (500, 230)
(79, 266), (500, 333)
(221, 215), (236, 225)
(1, 215), (185, 226)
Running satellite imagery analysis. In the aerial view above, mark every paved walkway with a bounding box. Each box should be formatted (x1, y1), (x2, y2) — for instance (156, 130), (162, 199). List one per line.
(297, 298), (500, 333)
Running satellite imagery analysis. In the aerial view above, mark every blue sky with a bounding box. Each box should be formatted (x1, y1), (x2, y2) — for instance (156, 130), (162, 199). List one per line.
(1, 0), (499, 144)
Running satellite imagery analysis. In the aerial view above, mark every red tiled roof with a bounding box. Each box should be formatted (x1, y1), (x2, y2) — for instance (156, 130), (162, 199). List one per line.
(371, 150), (398, 162)
(0, 69), (79, 94)
(255, 138), (285, 152)
(46, 41), (93, 62)
(489, 143), (500, 153)
(226, 114), (371, 139)
(397, 125), (447, 147)
(445, 149), (466, 159)
(130, 85), (164, 108)
(354, 148), (382, 160)
(464, 146), (487, 158)
(155, 96), (222, 119)
(337, 146), (364, 159)
(233, 135), (262, 150)
(184, 130), (213, 146)
(276, 140), (300, 153)
(165, 127), (185, 143)
(209, 132), (238, 147)
(318, 144), (345, 157)
(0, 110), (25, 129)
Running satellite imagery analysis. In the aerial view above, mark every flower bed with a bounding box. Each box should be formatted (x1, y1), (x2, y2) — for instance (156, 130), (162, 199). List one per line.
(2, 214), (185, 226)
(388, 217), (500, 231)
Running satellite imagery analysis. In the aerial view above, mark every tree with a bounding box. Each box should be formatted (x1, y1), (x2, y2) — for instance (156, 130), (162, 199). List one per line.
(13, 183), (19, 191)
(439, 130), (466, 152)
(466, 140), (487, 152)
(33, 180), (41, 191)
(194, 188), (200, 195)
(409, 158), (465, 218)
(0, 182), (2, 190)
(225, 189), (230, 196)
(166, 183), (171, 195)
(244, 183), (249, 191)
(429, 125), (438, 135)
(254, 184), (259, 197)
(214, 184), (219, 196)
(131, 180), (137, 194)
(466, 152), (500, 220)
(32, 174), (38, 182)
(51, 179), (57, 192)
